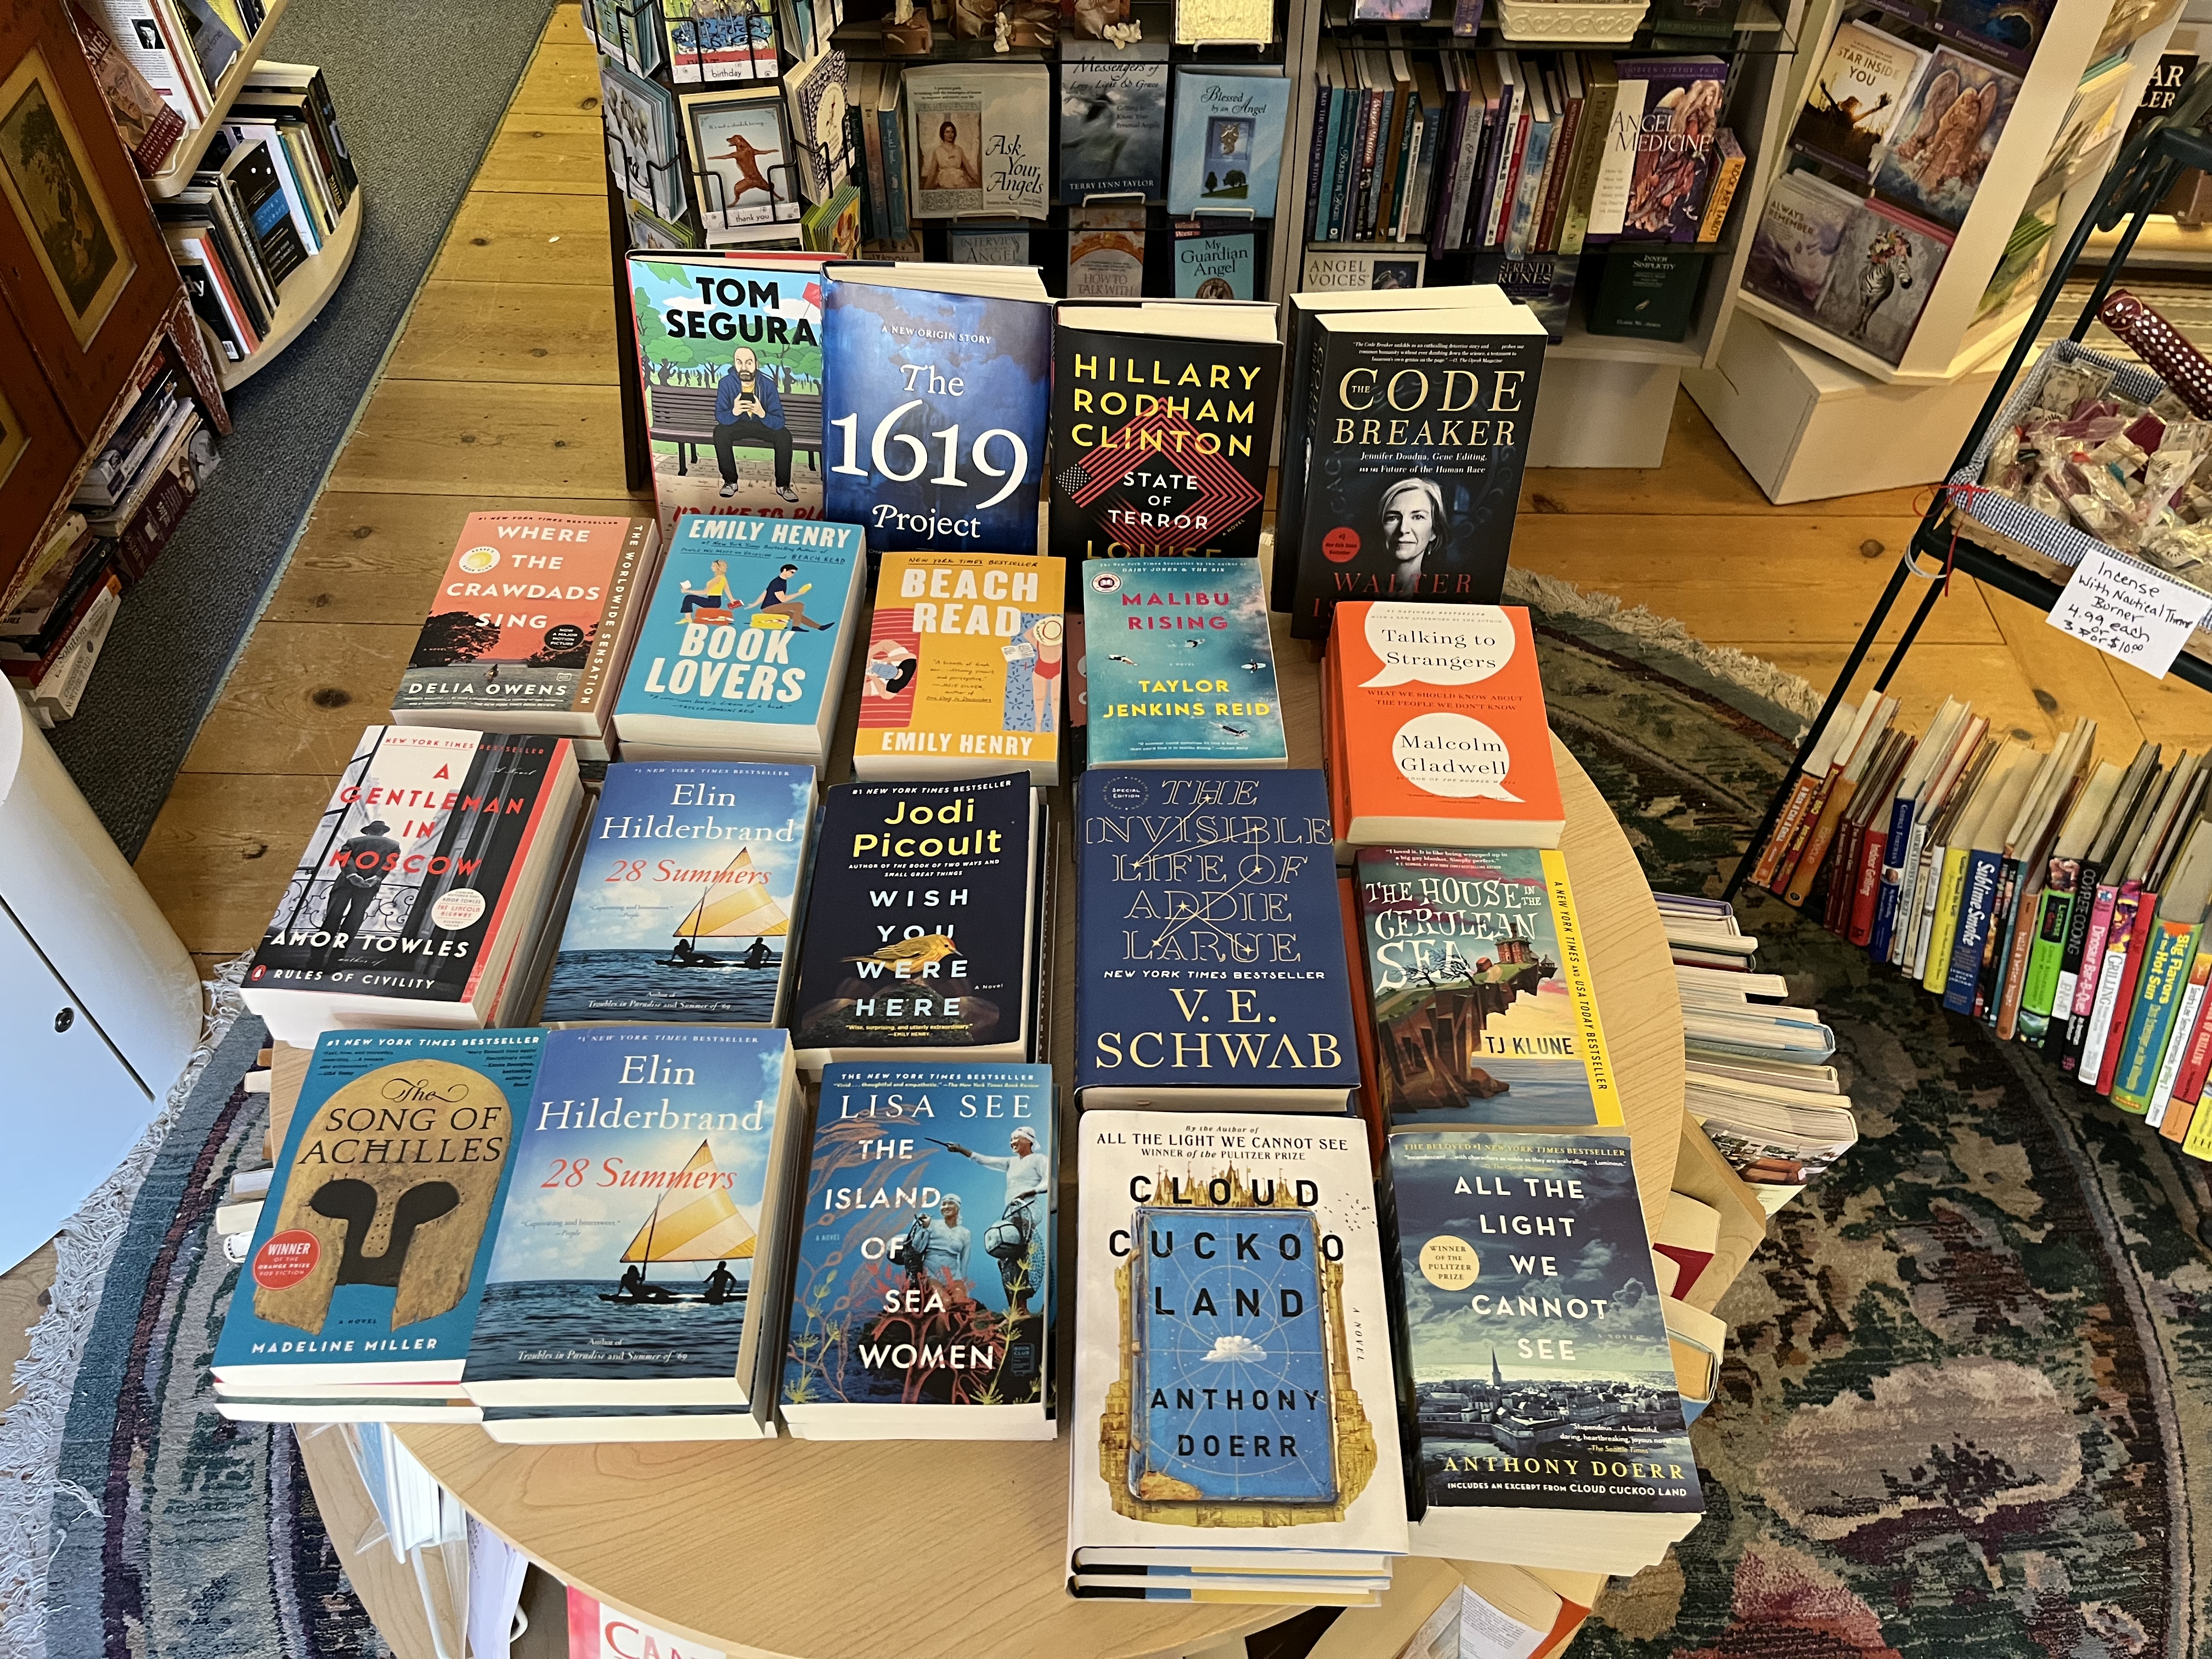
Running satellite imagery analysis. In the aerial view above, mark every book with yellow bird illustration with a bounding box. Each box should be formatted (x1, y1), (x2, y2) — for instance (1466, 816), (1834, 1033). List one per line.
(462, 1026), (804, 1430)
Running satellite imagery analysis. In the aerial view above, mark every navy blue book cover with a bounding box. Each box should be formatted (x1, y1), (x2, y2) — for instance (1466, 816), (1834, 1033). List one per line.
(1385, 1130), (1702, 1519)
(1074, 769), (1358, 1098)
(820, 276), (1051, 555)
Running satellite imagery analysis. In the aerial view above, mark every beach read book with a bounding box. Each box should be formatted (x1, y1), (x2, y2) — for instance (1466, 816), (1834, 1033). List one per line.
(212, 1029), (545, 1391)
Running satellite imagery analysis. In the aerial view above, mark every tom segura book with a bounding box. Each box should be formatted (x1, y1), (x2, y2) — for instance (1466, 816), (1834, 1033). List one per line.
(1068, 1111), (1409, 1587)
(1080, 560), (1285, 768)
(611, 511), (864, 765)
(1075, 769), (1361, 1110)
(624, 253), (830, 542)
(1383, 1129), (1705, 1573)
(791, 772), (1041, 1073)
(1354, 848), (1622, 1128)
(539, 760), (817, 1026)
(781, 1061), (1055, 1438)
(1047, 314), (1280, 561)
(462, 1027), (803, 1430)
(1286, 307), (1548, 640)
(820, 267), (1052, 555)
(211, 1028), (544, 1401)
(391, 510), (661, 744)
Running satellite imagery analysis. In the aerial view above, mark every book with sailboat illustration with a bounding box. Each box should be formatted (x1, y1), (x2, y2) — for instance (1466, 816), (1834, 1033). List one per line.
(539, 760), (817, 1025)
(462, 1026), (804, 1428)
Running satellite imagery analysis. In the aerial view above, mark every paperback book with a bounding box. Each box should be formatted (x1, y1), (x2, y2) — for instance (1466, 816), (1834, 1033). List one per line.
(1741, 167), (1859, 317)
(1790, 22), (1929, 177)
(1173, 227), (1257, 300)
(1167, 69), (1291, 217)
(1079, 559), (1285, 767)
(1068, 228), (1147, 297)
(1300, 247), (1429, 292)
(1810, 197), (1951, 366)
(904, 64), (1052, 219)
(1610, 58), (1728, 241)
(1059, 48), (1169, 202)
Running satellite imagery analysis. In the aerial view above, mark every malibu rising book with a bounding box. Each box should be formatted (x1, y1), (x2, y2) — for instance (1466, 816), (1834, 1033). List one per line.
(540, 760), (816, 1026)
(820, 264), (1052, 555)
(464, 1027), (803, 1434)
(781, 1060), (1054, 1438)
(1081, 558), (1284, 768)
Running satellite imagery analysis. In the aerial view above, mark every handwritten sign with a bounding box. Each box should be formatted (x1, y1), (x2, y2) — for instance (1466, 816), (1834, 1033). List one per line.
(2047, 549), (2212, 679)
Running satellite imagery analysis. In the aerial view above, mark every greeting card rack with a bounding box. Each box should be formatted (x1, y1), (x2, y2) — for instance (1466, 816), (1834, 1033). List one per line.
(1723, 70), (2212, 904)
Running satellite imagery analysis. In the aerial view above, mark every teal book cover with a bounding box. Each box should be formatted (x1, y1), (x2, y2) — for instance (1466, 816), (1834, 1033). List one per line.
(1081, 560), (1284, 767)
(1173, 230), (1256, 299)
(212, 1029), (544, 1382)
(1167, 70), (1291, 217)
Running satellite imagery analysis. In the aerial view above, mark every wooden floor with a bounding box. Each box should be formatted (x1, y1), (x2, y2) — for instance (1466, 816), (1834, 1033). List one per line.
(128, 1), (2212, 975)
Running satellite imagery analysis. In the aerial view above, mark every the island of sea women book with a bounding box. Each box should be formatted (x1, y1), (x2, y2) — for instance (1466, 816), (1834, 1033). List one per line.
(624, 252), (830, 541)
(539, 760), (816, 1026)
(851, 550), (1065, 785)
(211, 1029), (544, 1398)
(1286, 305), (1548, 640)
(1074, 769), (1361, 1110)
(462, 1028), (802, 1429)
(1383, 1130), (1704, 1573)
(610, 511), (864, 765)
(1166, 68), (1290, 217)
(781, 1062), (1055, 1438)
(1354, 848), (1621, 1127)
(1080, 560), (1284, 767)
(1068, 1111), (1408, 1599)
(391, 511), (659, 743)
(820, 266), (1052, 555)
(790, 772), (1040, 1071)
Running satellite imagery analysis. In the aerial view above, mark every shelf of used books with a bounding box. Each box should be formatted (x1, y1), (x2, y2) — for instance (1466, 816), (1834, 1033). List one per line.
(142, 0), (296, 200)
(217, 188), (364, 389)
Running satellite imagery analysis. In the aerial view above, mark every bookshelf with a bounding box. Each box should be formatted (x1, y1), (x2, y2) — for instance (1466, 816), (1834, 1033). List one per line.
(141, 0), (297, 200)
(217, 188), (365, 389)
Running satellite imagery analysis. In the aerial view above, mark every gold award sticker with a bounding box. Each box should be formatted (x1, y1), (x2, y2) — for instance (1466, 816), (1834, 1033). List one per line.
(1419, 1235), (1480, 1291)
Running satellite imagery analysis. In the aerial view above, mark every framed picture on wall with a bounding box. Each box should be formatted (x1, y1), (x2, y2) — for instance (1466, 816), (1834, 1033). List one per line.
(0, 47), (134, 351)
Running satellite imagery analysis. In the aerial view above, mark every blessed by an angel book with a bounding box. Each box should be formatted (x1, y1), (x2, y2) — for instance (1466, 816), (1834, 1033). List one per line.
(1167, 69), (1290, 216)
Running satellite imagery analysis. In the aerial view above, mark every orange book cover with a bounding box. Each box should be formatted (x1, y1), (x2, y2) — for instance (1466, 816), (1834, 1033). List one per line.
(1328, 600), (1564, 846)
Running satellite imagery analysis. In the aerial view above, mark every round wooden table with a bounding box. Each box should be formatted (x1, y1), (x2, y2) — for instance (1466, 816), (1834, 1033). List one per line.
(398, 729), (1686, 1659)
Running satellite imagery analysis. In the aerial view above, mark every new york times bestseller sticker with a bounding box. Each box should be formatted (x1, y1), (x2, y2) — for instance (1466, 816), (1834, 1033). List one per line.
(1419, 1234), (1480, 1291)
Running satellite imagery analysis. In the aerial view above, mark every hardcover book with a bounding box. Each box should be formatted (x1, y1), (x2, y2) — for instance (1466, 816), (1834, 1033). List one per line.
(790, 772), (1040, 1070)
(851, 550), (1066, 784)
(1173, 228), (1257, 300)
(1870, 46), (2020, 232)
(904, 64), (1052, 220)
(678, 84), (803, 234)
(610, 511), (864, 764)
(781, 1062), (1056, 1436)
(1079, 560), (1285, 766)
(211, 1029), (544, 1388)
(540, 760), (817, 1025)
(820, 268), (1053, 556)
(1168, 70), (1291, 217)
(1074, 769), (1361, 1110)
(465, 1027), (800, 1424)
(1068, 1111), (1409, 1582)
(1059, 48), (1169, 202)
(1790, 22), (1928, 177)
(1811, 197), (1951, 365)
(391, 511), (661, 741)
(1355, 847), (1621, 1126)
(1741, 167), (1860, 317)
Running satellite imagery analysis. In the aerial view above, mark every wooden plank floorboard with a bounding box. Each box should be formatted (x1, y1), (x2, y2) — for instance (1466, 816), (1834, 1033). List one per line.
(472, 115), (608, 197)
(182, 623), (423, 778)
(139, 774), (338, 957)
(326, 381), (631, 497)
(386, 280), (618, 384)
(435, 193), (623, 286)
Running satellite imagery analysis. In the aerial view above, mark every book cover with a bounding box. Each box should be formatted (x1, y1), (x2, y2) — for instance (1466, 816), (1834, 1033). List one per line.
(1068, 228), (1147, 297)
(1169, 70), (1291, 217)
(791, 773), (1035, 1060)
(782, 1062), (1053, 1411)
(1614, 59), (1725, 241)
(1047, 323), (1277, 561)
(394, 512), (656, 724)
(601, 56), (689, 222)
(1060, 50), (1169, 201)
(466, 1028), (793, 1401)
(1812, 197), (1951, 365)
(1069, 1111), (1409, 1558)
(785, 50), (855, 202)
(664, 0), (777, 81)
(1300, 246), (1427, 292)
(820, 276), (1052, 556)
(1355, 847), (1622, 1127)
(905, 65), (1051, 220)
(851, 551), (1065, 782)
(1073, 769), (1361, 1103)
(949, 223), (1031, 264)
(244, 727), (569, 1011)
(212, 1029), (544, 1382)
(1174, 229), (1257, 299)
(1870, 46), (2020, 232)
(1466, 251), (1577, 345)
(1790, 22), (1928, 177)
(1386, 1131), (1702, 1519)
(625, 255), (828, 538)
(1080, 561), (1285, 766)
(540, 760), (815, 1024)
(678, 85), (803, 234)
(1936, 0), (2053, 65)
(1740, 168), (1858, 316)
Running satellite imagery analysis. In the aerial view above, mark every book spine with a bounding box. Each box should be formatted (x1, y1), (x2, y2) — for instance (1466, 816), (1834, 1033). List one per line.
(2084, 885), (2149, 1092)
(2184, 1098), (2212, 1160)
(1448, 90), (1488, 251)
(2113, 919), (2199, 1113)
(1824, 814), (1862, 935)
(1920, 847), (1972, 993)
(2148, 944), (2212, 1130)
(1304, 80), (1334, 241)
(2046, 857), (2108, 1059)
(1770, 770), (1842, 899)
(1993, 873), (2042, 1040)
(1544, 849), (1623, 1128)
(1427, 85), (1466, 256)
(1534, 91), (1581, 253)
(1941, 849), (2004, 1014)
(1977, 857), (2024, 1023)
(2060, 878), (2124, 1071)
(1504, 110), (1550, 257)
(1750, 772), (1822, 891)
(1782, 777), (1858, 910)
(1869, 797), (1917, 961)
(2163, 956), (2212, 1134)
(2018, 887), (2073, 1026)
(1358, 88), (1387, 239)
(1489, 93), (1530, 249)
(1846, 817), (1889, 947)
(1559, 67), (1615, 256)
(1697, 143), (1745, 242)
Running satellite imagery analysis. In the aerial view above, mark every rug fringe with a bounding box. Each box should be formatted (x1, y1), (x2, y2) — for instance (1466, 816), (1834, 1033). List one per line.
(0, 960), (247, 1659)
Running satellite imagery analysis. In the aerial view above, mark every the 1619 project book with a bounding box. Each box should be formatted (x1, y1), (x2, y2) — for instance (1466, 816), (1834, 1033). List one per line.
(241, 726), (584, 1048)
(539, 760), (816, 1027)
(1383, 1129), (1705, 1573)
(781, 1062), (1055, 1440)
(1079, 557), (1285, 769)
(462, 1027), (802, 1435)
(211, 1028), (545, 1402)
(1068, 1110), (1409, 1598)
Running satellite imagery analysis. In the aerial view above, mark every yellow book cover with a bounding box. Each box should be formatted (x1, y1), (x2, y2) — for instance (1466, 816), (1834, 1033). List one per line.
(852, 550), (1065, 785)
(2185, 1097), (2212, 1161)
(1921, 846), (1972, 994)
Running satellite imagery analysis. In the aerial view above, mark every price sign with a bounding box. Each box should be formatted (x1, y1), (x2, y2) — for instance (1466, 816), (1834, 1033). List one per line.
(2047, 549), (2212, 680)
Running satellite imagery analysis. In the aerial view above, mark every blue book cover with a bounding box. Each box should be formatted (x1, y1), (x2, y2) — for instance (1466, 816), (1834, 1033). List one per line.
(820, 276), (1052, 556)
(466, 1027), (794, 1402)
(540, 760), (816, 1025)
(1081, 561), (1284, 768)
(1074, 769), (1359, 1104)
(1172, 230), (1256, 299)
(1869, 794), (1917, 962)
(1169, 70), (1291, 217)
(782, 1062), (1053, 1413)
(613, 512), (862, 741)
(212, 1029), (544, 1384)
(1943, 847), (2005, 1014)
